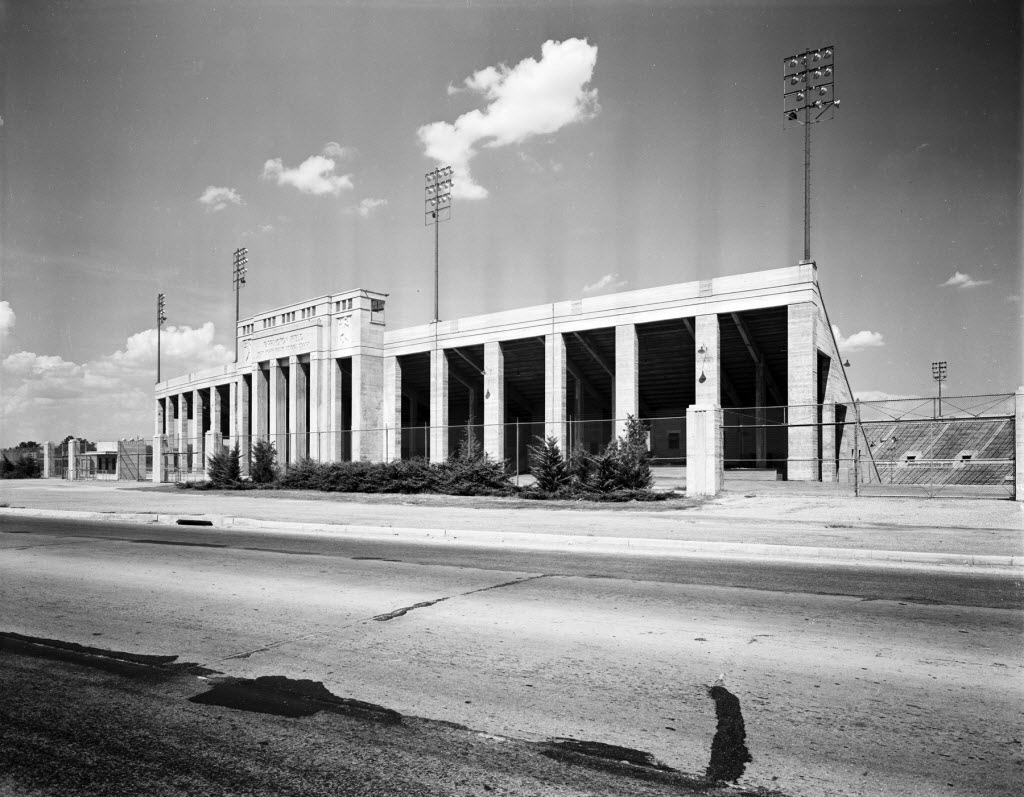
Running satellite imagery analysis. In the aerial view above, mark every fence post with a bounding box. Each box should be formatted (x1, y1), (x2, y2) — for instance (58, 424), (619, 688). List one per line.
(152, 435), (166, 483)
(42, 441), (54, 478)
(67, 439), (79, 481)
(1015, 386), (1023, 502)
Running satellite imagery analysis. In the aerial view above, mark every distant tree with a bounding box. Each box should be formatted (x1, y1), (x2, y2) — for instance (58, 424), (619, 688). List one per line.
(15, 441), (40, 449)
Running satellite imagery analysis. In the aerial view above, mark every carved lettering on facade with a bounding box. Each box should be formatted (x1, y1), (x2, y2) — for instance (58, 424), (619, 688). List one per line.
(243, 328), (317, 363)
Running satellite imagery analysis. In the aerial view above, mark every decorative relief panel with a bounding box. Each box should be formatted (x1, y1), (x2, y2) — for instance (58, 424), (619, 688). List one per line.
(336, 314), (352, 346)
(242, 327), (318, 364)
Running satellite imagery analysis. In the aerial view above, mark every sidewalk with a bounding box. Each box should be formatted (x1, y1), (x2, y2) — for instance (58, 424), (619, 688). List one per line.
(1, 479), (1020, 568)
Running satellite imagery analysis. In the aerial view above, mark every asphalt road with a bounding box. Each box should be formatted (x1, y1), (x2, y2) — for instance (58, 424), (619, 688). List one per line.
(2, 516), (1021, 797)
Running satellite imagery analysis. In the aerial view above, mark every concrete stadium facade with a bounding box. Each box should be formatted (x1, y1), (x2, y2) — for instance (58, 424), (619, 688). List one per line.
(154, 262), (855, 494)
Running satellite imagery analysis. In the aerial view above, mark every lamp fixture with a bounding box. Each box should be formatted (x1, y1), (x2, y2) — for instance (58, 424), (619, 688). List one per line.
(697, 344), (707, 355)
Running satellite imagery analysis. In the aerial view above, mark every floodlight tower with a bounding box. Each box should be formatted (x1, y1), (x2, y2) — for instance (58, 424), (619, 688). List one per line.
(424, 165), (453, 322)
(233, 247), (248, 363)
(783, 46), (839, 263)
(156, 293), (167, 383)
(932, 360), (947, 418)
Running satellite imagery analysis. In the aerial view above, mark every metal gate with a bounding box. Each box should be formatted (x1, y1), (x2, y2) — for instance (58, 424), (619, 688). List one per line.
(853, 394), (1015, 498)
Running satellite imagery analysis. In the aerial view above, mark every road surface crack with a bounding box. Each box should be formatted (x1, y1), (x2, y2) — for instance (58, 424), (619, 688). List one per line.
(373, 574), (548, 622)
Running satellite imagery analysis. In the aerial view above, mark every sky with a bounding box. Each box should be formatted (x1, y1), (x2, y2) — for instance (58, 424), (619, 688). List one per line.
(1, 0), (1020, 445)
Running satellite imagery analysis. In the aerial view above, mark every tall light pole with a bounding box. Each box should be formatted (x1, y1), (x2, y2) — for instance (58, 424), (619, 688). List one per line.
(233, 247), (248, 363)
(783, 46), (838, 263)
(156, 292), (167, 383)
(424, 166), (453, 322)
(932, 360), (947, 418)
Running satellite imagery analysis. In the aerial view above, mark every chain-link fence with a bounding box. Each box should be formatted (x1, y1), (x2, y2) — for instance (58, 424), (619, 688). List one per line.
(148, 394), (1015, 497)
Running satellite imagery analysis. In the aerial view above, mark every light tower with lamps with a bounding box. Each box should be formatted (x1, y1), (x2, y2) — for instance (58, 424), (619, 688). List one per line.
(932, 360), (947, 418)
(783, 46), (839, 263)
(424, 166), (453, 322)
(156, 292), (167, 383)
(233, 247), (247, 363)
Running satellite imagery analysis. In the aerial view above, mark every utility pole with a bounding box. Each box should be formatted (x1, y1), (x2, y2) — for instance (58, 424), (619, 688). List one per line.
(424, 166), (453, 322)
(233, 247), (248, 363)
(156, 293), (167, 383)
(783, 46), (839, 263)
(932, 361), (947, 418)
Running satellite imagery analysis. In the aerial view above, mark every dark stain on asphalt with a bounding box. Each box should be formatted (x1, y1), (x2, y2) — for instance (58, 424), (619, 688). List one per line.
(352, 556), (402, 562)
(175, 519), (214, 526)
(130, 539), (227, 548)
(189, 675), (403, 724)
(0, 632), (218, 680)
(706, 685), (752, 783)
(544, 739), (675, 771)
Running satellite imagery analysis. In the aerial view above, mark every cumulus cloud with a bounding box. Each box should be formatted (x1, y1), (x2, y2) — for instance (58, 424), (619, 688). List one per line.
(583, 273), (627, 294)
(832, 324), (885, 352)
(0, 301), (14, 336)
(322, 141), (356, 160)
(0, 323), (233, 443)
(940, 270), (991, 289)
(418, 38), (599, 199)
(197, 186), (243, 212)
(354, 198), (387, 218)
(261, 143), (354, 196)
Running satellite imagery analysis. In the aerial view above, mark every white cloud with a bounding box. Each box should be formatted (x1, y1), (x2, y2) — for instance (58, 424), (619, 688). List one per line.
(0, 301), (14, 337)
(262, 151), (354, 196)
(322, 141), (356, 160)
(940, 270), (991, 289)
(832, 324), (885, 352)
(197, 185), (243, 212)
(0, 323), (233, 443)
(354, 198), (387, 218)
(418, 38), (599, 199)
(854, 390), (916, 402)
(583, 273), (627, 294)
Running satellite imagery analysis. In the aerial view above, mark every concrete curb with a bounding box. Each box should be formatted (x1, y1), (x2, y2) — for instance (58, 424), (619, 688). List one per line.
(2, 507), (1019, 571)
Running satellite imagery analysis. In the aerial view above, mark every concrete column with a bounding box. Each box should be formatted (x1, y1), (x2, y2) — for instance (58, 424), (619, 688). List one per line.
(821, 401), (837, 482)
(787, 302), (818, 480)
(152, 435), (166, 483)
(615, 324), (638, 438)
(192, 389), (205, 471)
(429, 348), (449, 463)
(42, 441), (54, 478)
(270, 359), (288, 464)
(155, 397), (165, 437)
(67, 438), (79, 481)
(210, 385), (222, 438)
(203, 430), (223, 476)
(382, 355), (402, 462)
(1015, 387), (1024, 501)
(328, 358), (344, 462)
(694, 314), (721, 406)
(544, 333), (567, 452)
(308, 356), (322, 461)
(228, 381), (238, 449)
(238, 376), (252, 475)
(174, 394), (185, 453)
(483, 342), (504, 461)
(288, 355), (308, 463)
(352, 354), (383, 462)
(253, 366), (269, 447)
(686, 405), (723, 496)
(755, 357), (767, 468)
